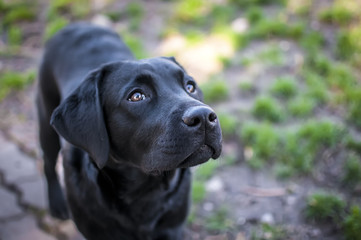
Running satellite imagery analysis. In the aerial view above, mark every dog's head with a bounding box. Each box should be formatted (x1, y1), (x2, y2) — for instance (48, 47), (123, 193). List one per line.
(51, 57), (222, 173)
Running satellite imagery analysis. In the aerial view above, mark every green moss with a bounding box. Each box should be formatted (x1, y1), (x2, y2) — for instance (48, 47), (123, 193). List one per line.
(239, 81), (254, 92)
(191, 180), (206, 204)
(201, 78), (229, 103)
(48, 0), (91, 19)
(347, 89), (361, 128)
(305, 191), (346, 222)
(303, 71), (329, 104)
(205, 206), (233, 231)
(229, 0), (286, 8)
(217, 112), (238, 138)
(343, 206), (361, 240)
(126, 2), (144, 31)
(252, 223), (287, 240)
(300, 31), (324, 54)
(305, 54), (332, 76)
(44, 17), (69, 41)
(273, 163), (294, 179)
(210, 4), (236, 25)
(8, 25), (22, 46)
(246, 6), (264, 24)
(0, 70), (35, 101)
(185, 30), (205, 46)
(252, 96), (284, 122)
(174, 0), (207, 23)
(105, 11), (123, 22)
(248, 19), (305, 40)
(271, 76), (297, 98)
(258, 44), (284, 65)
(319, 2), (357, 25)
(336, 27), (361, 65)
(3, 4), (36, 25)
(342, 153), (361, 186)
(122, 33), (148, 59)
(195, 160), (219, 181)
(298, 120), (344, 149)
(278, 131), (314, 174)
(288, 96), (315, 117)
(241, 121), (279, 165)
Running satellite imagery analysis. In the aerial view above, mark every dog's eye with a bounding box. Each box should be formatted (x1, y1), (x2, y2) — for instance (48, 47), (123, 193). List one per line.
(128, 92), (145, 102)
(186, 82), (196, 93)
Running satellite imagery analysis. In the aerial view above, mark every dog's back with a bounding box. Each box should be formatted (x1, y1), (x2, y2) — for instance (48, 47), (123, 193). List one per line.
(41, 23), (134, 99)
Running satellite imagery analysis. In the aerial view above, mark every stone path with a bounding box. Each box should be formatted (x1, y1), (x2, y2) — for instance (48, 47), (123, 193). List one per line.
(0, 133), (82, 240)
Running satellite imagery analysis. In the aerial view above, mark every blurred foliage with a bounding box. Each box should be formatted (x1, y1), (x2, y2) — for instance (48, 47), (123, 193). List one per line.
(252, 96), (284, 122)
(343, 206), (361, 240)
(201, 77), (229, 103)
(305, 192), (346, 223)
(0, 70), (35, 101)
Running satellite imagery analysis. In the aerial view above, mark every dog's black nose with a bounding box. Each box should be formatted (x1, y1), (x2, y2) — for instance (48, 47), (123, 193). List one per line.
(182, 106), (218, 127)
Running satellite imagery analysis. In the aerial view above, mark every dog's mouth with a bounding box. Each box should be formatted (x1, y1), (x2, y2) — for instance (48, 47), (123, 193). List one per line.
(177, 144), (219, 168)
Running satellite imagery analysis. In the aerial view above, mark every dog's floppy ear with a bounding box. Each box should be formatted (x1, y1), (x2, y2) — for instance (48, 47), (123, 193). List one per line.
(50, 67), (109, 169)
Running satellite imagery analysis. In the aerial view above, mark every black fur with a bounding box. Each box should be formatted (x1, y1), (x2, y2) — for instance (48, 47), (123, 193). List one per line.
(36, 23), (222, 240)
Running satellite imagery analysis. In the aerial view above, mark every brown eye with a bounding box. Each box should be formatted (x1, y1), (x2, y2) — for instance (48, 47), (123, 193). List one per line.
(128, 92), (145, 102)
(186, 82), (196, 93)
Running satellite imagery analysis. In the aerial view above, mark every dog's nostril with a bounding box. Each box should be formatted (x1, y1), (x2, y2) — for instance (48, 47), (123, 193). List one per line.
(208, 112), (217, 122)
(183, 116), (201, 127)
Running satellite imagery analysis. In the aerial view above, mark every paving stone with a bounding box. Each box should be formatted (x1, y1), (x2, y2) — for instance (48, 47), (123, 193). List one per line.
(17, 176), (47, 209)
(0, 215), (56, 240)
(0, 136), (39, 183)
(0, 187), (23, 219)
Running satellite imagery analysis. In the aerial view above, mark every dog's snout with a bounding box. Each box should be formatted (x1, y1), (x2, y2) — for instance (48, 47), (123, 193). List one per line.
(182, 106), (218, 127)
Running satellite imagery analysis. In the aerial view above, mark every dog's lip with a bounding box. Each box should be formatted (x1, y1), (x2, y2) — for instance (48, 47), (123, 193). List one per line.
(177, 144), (215, 168)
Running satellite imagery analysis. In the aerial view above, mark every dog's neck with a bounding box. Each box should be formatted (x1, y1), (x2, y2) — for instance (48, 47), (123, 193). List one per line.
(97, 157), (182, 203)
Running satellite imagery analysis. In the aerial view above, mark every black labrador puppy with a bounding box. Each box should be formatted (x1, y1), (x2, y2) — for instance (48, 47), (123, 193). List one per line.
(36, 23), (222, 240)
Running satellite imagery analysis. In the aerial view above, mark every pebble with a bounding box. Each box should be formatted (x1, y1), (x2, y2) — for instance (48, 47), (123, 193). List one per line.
(260, 212), (275, 224)
(206, 176), (224, 192)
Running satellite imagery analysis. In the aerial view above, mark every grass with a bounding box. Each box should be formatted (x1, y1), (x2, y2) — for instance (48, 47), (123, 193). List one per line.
(201, 77), (229, 103)
(247, 18), (305, 40)
(343, 206), (361, 240)
(229, 0), (286, 8)
(297, 120), (344, 149)
(174, 0), (207, 24)
(342, 153), (361, 187)
(191, 180), (206, 204)
(252, 96), (284, 122)
(48, 0), (91, 19)
(271, 76), (297, 98)
(8, 25), (22, 47)
(3, 3), (36, 25)
(305, 191), (346, 222)
(125, 2), (144, 31)
(251, 223), (287, 240)
(205, 206), (233, 231)
(195, 160), (219, 181)
(43, 17), (69, 41)
(347, 89), (361, 129)
(217, 112), (238, 138)
(241, 121), (279, 168)
(258, 44), (285, 66)
(287, 96), (315, 117)
(0, 70), (35, 101)
(245, 6), (264, 24)
(121, 33), (148, 59)
(319, 0), (358, 25)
